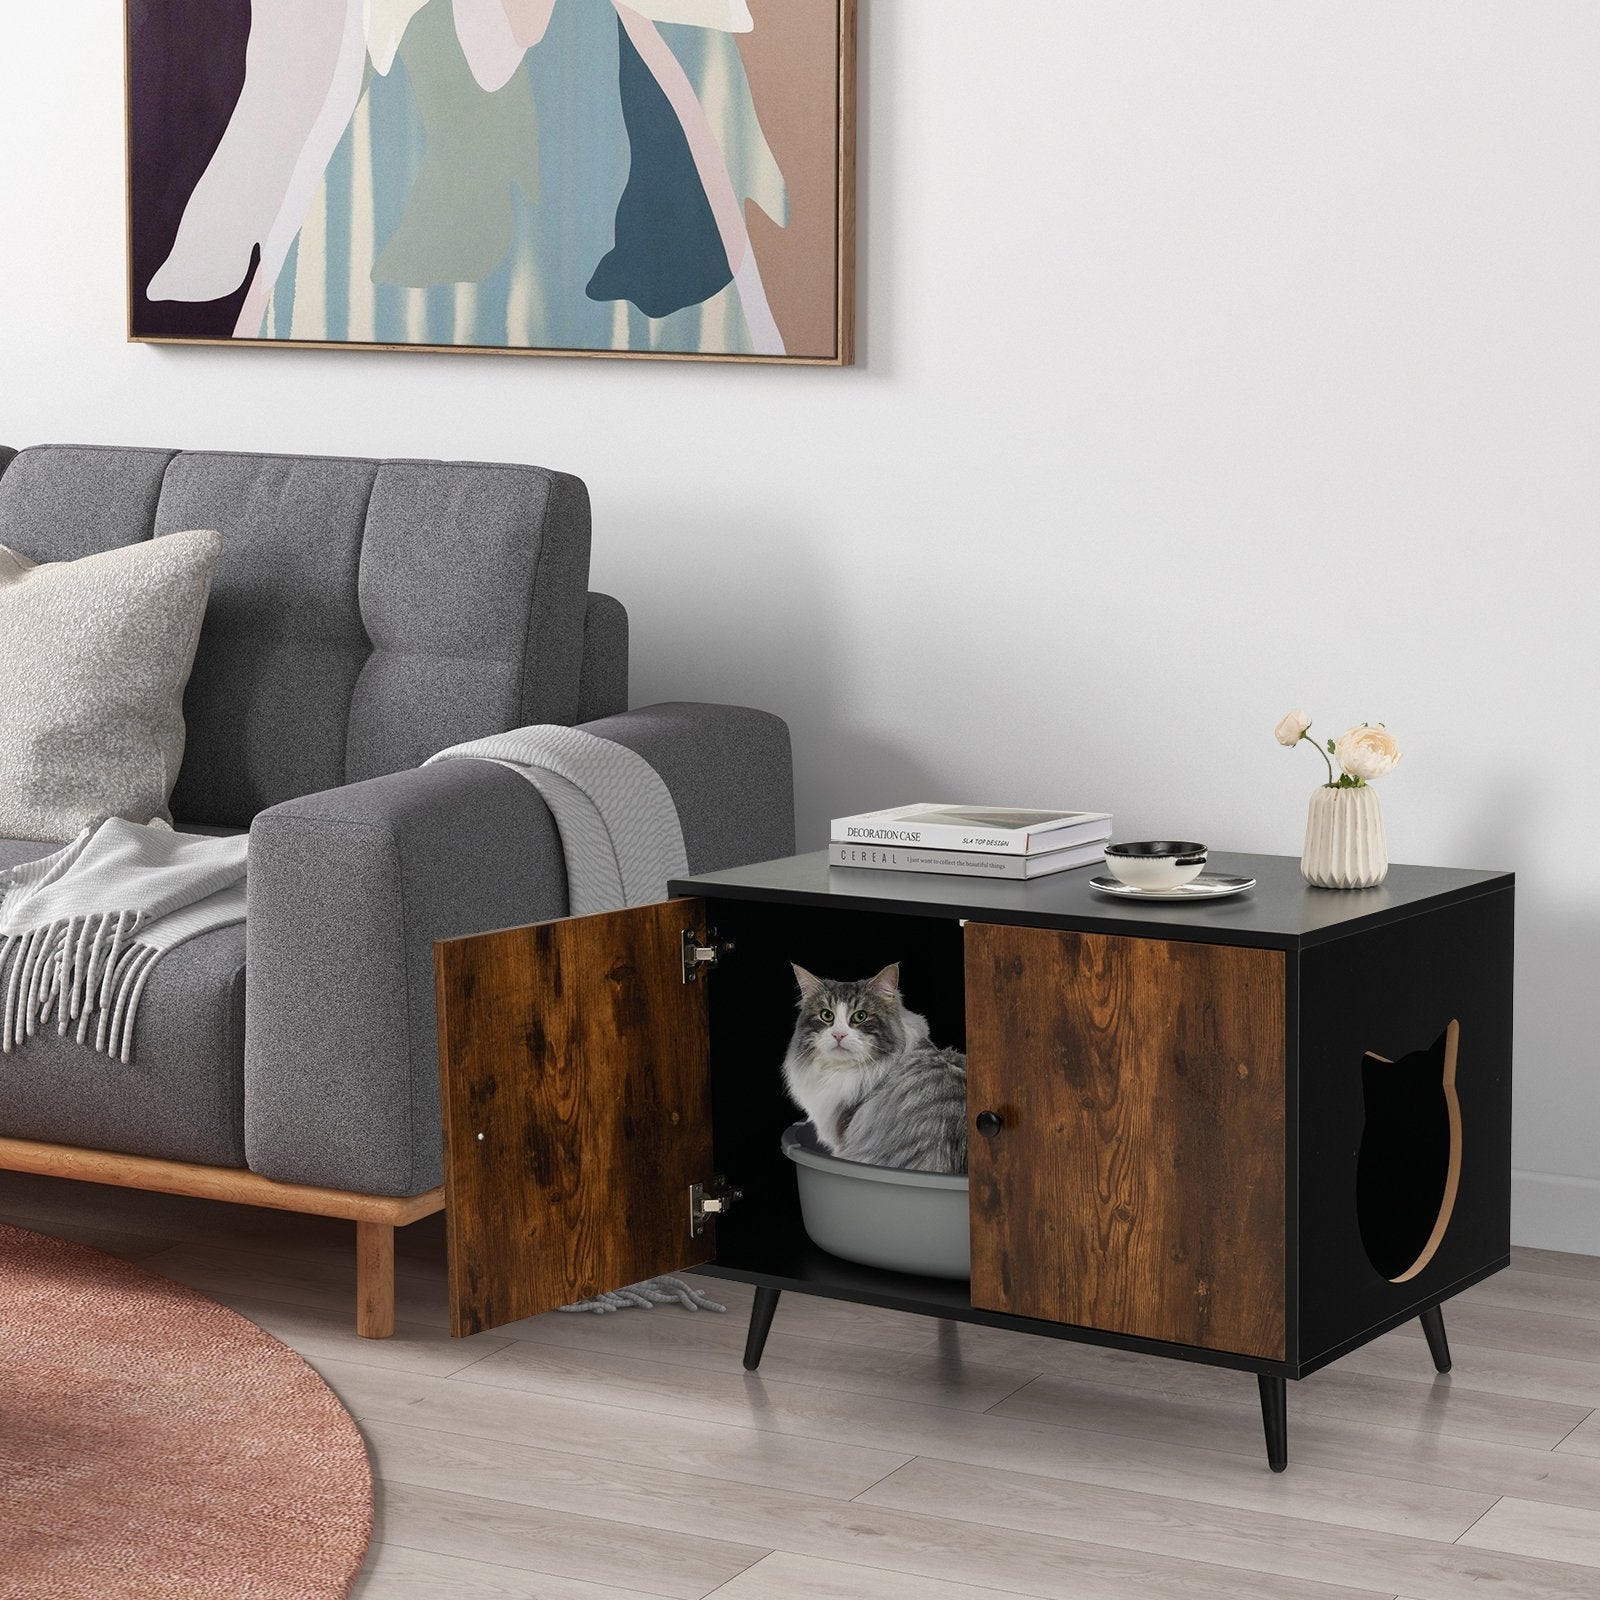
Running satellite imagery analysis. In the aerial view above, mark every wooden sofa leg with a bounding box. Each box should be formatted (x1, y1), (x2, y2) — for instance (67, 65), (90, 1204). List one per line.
(356, 1220), (396, 1339)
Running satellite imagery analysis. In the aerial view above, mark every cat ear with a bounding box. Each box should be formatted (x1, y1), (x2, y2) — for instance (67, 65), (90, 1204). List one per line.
(867, 963), (901, 1000)
(791, 964), (824, 1001)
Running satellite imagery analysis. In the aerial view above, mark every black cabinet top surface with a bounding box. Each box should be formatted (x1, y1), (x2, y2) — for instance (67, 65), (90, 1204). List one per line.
(671, 851), (1514, 950)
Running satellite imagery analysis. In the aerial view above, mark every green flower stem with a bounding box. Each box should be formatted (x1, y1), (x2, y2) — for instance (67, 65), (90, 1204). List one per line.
(1301, 730), (1335, 785)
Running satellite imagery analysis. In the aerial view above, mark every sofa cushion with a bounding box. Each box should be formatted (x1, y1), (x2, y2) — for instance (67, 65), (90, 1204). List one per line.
(0, 446), (596, 829)
(158, 452), (377, 824)
(344, 460), (592, 780)
(0, 837), (247, 1168)
(0, 444), (174, 560)
(0, 530), (222, 842)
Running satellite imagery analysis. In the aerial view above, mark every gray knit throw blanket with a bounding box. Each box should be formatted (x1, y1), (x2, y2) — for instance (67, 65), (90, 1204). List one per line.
(557, 1277), (726, 1315)
(0, 728), (683, 1070)
(425, 724), (689, 914)
(0, 820), (246, 1062)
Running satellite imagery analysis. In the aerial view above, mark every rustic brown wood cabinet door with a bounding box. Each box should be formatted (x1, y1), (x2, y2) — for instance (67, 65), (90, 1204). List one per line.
(966, 924), (1287, 1360)
(435, 899), (713, 1336)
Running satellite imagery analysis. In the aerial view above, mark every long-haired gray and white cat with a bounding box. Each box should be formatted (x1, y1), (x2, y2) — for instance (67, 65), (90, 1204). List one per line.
(782, 963), (968, 1175)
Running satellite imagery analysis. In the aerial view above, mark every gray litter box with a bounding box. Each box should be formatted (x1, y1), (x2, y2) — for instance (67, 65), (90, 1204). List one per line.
(781, 1122), (970, 1279)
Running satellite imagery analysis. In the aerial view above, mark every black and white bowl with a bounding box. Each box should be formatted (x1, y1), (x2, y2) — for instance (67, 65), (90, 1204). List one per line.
(1102, 840), (1209, 891)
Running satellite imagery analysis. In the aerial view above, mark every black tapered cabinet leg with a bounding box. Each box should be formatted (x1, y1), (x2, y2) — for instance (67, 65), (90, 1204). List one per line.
(1257, 1374), (1288, 1472)
(1419, 1304), (1452, 1373)
(743, 1286), (782, 1371)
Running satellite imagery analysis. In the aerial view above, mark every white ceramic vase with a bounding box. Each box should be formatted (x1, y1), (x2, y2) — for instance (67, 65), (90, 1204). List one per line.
(1301, 785), (1387, 888)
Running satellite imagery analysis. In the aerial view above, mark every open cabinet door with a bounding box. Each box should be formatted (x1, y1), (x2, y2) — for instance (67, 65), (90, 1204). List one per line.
(435, 898), (712, 1336)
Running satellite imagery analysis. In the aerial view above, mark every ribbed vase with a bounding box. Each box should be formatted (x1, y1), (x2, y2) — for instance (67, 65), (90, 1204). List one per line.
(1301, 785), (1387, 888)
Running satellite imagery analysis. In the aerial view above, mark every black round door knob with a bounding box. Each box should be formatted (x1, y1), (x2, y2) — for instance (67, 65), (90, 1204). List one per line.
(975, 1110), (1004, 1138)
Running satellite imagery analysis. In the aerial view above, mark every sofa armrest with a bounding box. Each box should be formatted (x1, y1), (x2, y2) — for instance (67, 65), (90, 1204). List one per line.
(579, 702), (795, 872)
(576, 592), (629, 723)
(244, 703), (793, 1196)
(245, 760), (567, 1195)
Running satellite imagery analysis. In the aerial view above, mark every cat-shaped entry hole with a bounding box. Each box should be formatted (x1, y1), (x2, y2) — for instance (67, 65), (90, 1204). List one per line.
(1355, 1020), (1461, 1283)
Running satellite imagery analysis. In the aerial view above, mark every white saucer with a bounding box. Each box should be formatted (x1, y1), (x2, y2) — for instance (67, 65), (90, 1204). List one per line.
(1089, 873), (1256, 902)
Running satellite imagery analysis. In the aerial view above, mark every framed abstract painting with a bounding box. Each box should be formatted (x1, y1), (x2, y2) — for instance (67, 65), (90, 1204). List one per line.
(125, 0), (855, 364)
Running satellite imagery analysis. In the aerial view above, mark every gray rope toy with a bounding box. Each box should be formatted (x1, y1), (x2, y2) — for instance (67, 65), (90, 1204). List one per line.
(558, 1275), (727, 1314)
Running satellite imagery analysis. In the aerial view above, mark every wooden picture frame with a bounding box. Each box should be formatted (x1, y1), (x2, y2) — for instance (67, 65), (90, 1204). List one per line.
(125, 0), (855, 365)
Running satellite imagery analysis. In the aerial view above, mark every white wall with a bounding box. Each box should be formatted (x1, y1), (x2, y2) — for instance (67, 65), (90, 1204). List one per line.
(3, 4), (1597, 1251)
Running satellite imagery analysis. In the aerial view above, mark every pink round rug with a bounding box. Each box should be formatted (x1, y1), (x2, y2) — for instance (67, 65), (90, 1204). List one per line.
(0, 1220), (372, 1599)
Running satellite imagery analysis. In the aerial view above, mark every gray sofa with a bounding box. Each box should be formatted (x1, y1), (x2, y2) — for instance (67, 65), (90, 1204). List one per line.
(0, 443), (794, 1332)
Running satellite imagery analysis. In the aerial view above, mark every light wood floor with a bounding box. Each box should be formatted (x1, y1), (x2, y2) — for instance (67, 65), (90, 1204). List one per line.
(3, 1171), (1598, 1600)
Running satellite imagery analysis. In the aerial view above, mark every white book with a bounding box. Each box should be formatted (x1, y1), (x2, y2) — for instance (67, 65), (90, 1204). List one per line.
(829, 839), (1107, 881)
(831, 802), (1112, 857)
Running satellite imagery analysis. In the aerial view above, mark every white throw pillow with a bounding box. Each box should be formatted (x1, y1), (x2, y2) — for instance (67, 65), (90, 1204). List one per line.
(0, 529), (222, 842)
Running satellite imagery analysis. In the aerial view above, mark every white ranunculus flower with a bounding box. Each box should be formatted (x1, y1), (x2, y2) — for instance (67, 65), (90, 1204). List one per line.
(1335, 724), (1402, 782)
(1274, 709), (1312, 747)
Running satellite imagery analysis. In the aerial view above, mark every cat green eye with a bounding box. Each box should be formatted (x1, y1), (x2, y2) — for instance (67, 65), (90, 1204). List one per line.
(818, 1007), (834, 1023)
(850, 1009), (870, 1024)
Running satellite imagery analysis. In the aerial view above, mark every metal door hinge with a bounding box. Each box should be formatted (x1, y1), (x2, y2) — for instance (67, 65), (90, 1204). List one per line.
(690, 1178), (743, 1236)
(681, 927), (733, 983)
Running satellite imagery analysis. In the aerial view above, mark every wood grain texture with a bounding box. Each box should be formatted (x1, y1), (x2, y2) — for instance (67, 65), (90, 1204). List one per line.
(1384, 1297), (1600, 1366)
(709, 1551), (1105, 1600)
(499, 1303), (1036, 1411)
(357, 1220), (396, 1339)
(1455, 1267), (1600, 1322)
(0, 1137), (441, 1336)
(363, 1417), (1388, 1600)
(1333, 1324), (1600, 1409)
(5, 1171), (1599, 1600)
(125, 1240), (454, 1328)
(323, 1358), (911, 1500)
(1457, 1497), (1600, 1568)
(986, 1370), (1600, 1509)
(1556, 1411), (1600, 1458)
(1515, 1247), (1600, 1283)
(367, 1480), (762, 1599)
(0, 1136), (444, 1224)
(965, 926), (1286, 1358)
(352, 1544), (653, 1599)
(436, 900), (712, 1336)
(994, 1362), (1590, 1452)
(953, 1316), (1594, 1436)
(209, 1292), (513, 1380)
(450, 1334), (1495, 1539)
(860, 1455), (1600, 1600)
(0, 1169), (446, 1260)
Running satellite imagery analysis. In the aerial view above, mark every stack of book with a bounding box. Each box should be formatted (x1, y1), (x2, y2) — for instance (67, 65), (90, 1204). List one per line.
(829, 803), (1112, 881)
